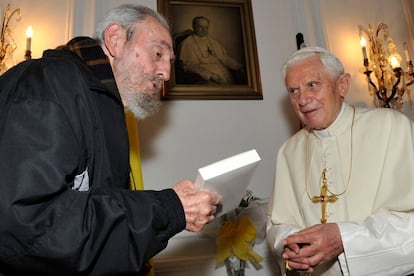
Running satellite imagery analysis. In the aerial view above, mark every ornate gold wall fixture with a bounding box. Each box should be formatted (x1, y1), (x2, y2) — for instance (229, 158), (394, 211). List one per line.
(0, 4), (21, 74)
(359, 23), (413, 109)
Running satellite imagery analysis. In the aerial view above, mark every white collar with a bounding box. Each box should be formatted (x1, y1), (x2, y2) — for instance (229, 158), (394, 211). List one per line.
(313, 102), (345, 138)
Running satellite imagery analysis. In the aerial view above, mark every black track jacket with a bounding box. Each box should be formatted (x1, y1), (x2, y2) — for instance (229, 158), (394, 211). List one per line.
(0, 39), (185, 275)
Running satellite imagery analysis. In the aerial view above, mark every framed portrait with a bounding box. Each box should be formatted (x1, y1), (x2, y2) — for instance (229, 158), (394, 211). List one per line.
(157, 0), (262, 100)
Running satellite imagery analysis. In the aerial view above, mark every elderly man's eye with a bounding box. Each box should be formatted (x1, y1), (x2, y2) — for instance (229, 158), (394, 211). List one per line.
(288, 88), (299, 94)
(307, 81), (319, 88)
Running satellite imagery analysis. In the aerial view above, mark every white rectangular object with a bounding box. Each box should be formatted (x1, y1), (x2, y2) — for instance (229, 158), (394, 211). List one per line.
(195, 149), (261, 216)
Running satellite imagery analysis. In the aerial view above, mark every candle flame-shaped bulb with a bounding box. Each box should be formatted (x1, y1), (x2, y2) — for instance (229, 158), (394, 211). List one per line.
(360, 37), (367, 47)
(360, 36), (368, 66)
(26, 26), (33, 38)
(403, 42), (412, 64)
(25, 26), (33, 56)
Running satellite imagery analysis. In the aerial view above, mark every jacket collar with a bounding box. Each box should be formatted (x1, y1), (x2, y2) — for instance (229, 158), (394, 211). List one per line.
(65, 37), (120, 101)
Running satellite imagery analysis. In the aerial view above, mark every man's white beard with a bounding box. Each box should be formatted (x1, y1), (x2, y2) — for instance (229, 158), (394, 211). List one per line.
(123, 90), (161, 120)
(112, 48), (163, 120)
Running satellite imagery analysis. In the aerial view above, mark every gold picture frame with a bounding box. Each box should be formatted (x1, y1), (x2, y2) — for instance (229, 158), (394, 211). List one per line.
(157, 0), (262, 100)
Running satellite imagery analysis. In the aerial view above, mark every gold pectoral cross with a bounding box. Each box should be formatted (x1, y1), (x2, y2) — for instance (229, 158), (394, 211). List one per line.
(311, 169), (337, 224)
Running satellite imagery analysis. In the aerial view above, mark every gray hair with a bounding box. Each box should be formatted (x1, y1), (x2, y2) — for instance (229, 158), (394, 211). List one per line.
(94, 4), (169, 44)
(281, 46), (344, 80)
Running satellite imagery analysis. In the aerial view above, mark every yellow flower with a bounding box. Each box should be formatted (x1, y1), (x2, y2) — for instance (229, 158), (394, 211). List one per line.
(216, 216), (263, 265)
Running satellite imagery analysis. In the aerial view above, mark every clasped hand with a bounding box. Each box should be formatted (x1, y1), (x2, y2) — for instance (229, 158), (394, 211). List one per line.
(282, 223), (344, 273)
(173, 179), (222, 232)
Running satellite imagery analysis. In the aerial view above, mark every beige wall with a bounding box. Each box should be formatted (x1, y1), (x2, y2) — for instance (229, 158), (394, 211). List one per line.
(2, 0), (413, 275)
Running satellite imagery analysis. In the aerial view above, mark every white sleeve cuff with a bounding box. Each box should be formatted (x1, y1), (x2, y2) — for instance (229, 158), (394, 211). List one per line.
(337, 211), (414, 275)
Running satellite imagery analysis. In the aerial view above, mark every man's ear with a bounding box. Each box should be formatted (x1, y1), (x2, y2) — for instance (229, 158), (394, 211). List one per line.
(103, 23), (125, 57)
(337, 73), (351, 98)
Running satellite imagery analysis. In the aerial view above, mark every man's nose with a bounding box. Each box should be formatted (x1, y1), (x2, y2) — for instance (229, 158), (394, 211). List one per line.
(158, 61), (171, 81)
(298, 87), (312, 106)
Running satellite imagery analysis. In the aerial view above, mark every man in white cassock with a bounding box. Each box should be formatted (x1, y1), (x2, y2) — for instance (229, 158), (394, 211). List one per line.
(178, 16), (243, 85)
(267, 46), (414, 276)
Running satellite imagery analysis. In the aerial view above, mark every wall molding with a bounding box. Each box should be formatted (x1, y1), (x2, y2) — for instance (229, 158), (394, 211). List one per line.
(402, 0), (414, 51)
(289, 0), (329, 49)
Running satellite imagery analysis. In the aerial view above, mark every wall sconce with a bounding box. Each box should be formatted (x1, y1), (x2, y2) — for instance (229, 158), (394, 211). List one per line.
(359, 23), (413, 109)
(0, 3), (21, 74)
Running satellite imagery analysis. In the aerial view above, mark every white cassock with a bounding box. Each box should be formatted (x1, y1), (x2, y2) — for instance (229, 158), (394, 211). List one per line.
(267, 103), (414, 276)
(179, 35), (241, 84)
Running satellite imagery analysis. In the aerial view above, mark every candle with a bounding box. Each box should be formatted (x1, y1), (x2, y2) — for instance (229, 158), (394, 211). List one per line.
(25, 26), (33, 52)
(360, 37), (368, 67)
(403, 42), (411, 63)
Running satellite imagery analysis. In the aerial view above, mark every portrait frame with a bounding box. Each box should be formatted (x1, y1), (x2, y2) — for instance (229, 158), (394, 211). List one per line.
(157, 0), (262, 100)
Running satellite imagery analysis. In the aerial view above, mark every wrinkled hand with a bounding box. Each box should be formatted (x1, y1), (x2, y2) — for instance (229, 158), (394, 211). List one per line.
(283, 223), (343, 272)
(173, 179), (222, 232)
